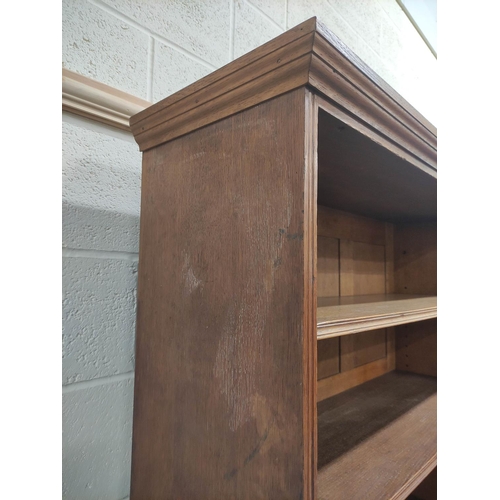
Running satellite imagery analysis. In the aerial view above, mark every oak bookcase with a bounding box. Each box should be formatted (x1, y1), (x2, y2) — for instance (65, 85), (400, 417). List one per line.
(129, 17), (437, 500)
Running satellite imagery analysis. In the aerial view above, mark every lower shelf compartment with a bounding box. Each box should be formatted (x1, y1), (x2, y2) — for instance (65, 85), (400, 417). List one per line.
(317, 371), (437, 500)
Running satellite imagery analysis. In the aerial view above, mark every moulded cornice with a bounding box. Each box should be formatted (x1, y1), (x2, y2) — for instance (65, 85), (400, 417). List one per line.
(129, 17), (437, 174)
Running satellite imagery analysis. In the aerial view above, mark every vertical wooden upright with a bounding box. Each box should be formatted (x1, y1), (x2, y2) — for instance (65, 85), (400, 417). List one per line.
(130, 89), (316, 499)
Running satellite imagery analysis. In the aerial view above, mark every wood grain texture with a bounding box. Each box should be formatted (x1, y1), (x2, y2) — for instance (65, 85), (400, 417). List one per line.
(394, 224), (437, 295)
(134, 54), (312, 151)
(304, 89), (318, 500)
(317, 236), (339, 298)
(396, 319), (437, 377)
(317, 295), (437, 339)
(385, 223), (395, 294)
(340, 329), (387, 371)
(317, 357), (392, 402)
(317, 338), (340, 380)
(318, 205), (386, 246)
(351, 241), (386, 295)
(130, 90), (314, 500)
(387, 327), (396, 371)
(131, 18), (437, 174)
(317, 372), (437, 500)
(385, 226), (396, 372)
(316, 205), (394, 402)
(339, 239), (354, 296)
(131, 19), (316, 135)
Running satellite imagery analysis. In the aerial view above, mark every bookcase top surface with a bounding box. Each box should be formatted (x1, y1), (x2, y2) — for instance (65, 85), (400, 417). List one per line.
(130, 17), (436, 170)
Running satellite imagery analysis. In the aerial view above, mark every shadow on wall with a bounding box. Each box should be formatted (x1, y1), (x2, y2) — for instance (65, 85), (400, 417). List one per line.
(62, 201), (140, 500)
(62, 375), (134, 500)
(63, 201), (141, 254)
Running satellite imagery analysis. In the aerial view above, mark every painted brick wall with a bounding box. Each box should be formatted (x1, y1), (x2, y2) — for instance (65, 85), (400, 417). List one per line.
(62, 1), (436, 498)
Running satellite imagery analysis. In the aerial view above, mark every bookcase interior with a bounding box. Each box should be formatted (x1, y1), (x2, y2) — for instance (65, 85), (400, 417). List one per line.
(315, 107), (437, 500)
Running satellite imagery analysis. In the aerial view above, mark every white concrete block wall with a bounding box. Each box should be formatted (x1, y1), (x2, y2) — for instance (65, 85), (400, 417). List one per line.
(152, 40), (211, 103)
(62, 256), (137, 385)
(62, 121), (142, 253)
(234, 0), (283, 59)
(63, 378), (134, 500)
(62, 0), (149, 98)
(62, 114), (140, 500)
(62, 1), (436, 498)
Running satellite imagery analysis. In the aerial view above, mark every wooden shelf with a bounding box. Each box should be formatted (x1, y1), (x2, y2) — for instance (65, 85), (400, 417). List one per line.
(317, 371), (437, 500)
(317, 294), (436, 339)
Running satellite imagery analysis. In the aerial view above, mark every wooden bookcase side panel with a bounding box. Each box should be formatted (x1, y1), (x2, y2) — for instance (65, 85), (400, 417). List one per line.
(131, 89), (314, 500)
(316, 206), (395, 401)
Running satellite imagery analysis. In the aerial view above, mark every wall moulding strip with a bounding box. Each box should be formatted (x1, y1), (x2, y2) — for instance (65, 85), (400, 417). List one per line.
(62, 68), (151, 131)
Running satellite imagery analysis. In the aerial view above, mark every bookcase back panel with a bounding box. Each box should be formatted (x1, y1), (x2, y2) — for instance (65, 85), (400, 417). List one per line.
(396, 320), (437, 377)
(318, 337), (340, 380)
(394, 224), (437, 295)
(316, 206), (395, 401)
(318, 205), (385, 245)
(317, 206), (388, 298)
(393, 223), (437, 378)
(317, 236), (339, 298)
(340, 240), (386, 296)
(340, 329), (387, 371)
